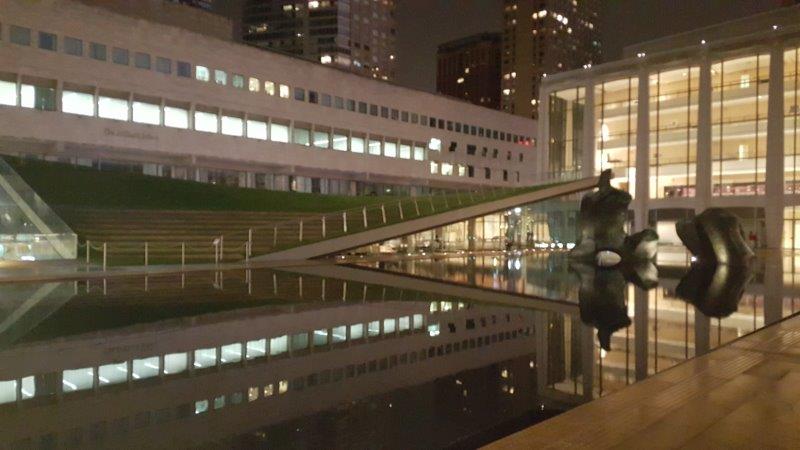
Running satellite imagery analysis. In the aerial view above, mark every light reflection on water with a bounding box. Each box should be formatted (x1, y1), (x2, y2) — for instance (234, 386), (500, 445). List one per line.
(0, 251), (797, 448)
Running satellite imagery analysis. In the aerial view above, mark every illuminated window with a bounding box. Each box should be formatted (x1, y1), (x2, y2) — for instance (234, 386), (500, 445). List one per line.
(62, 90), (95, 116)
(98, 96), (128, 121)
(194, 111), (219, 133)
(98, 362), (128, 386)
(214, 69), (227, 85)
(270, 123), (289, 143)
(220, 343), (242, 364)
(368, 138), (382, 155)
(196, 65), (210, 82)
(132, 357), (160, 380)
(399, 143), (411, 159)
(333, 132), (348, 151)
(248, 77), (260, 92)
(279, 84), (290, 98)
(351, 135), (365, 153)
(193, 348), (217, 368)
(62, 367), (94, 392)
(232, 74), (245, 89)
(132, 101), (160, 125)
(384, 141), (397, 157)
(246, 339), (267, 359)
(164, 353), (188, 374)
(270, 335), (288, 355)
(265, 81), (276, 95)
(246, 120), (268, 140)
(221, 116), (244, 136)
(413, 145), (425, 161)
(164, 106), (189, 129)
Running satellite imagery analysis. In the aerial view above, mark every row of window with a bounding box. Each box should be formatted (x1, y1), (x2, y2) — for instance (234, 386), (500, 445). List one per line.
(0, 76), (522, 182)
(2, 23), (534, 147)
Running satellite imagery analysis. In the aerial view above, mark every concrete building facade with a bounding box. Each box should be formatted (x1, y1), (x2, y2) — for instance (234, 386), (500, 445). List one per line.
(0, 0), (536, 197)
(436, 33), (502, 110)
(538, 5), (800, 250)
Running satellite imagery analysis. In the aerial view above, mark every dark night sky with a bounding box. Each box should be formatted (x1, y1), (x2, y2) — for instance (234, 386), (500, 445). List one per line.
(395, 0), (785, 92)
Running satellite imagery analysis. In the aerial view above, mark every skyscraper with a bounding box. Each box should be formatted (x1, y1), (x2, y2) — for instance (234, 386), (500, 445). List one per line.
(501, 0), (601, 119)
(436, 33), (502, 109)
(242, 0), (396, 80)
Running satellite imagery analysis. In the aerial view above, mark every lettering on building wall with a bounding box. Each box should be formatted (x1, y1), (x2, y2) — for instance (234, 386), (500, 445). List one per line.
(104, 128), (158, 141)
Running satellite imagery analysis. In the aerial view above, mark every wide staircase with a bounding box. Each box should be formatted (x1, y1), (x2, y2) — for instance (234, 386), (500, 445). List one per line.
(58, 208), (314, 265)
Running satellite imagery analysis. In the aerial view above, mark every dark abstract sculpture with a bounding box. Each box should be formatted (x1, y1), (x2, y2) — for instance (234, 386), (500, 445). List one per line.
(570, 169), (658, 266)
(675, 262), (753, 318)
(676, 208), (754, 266)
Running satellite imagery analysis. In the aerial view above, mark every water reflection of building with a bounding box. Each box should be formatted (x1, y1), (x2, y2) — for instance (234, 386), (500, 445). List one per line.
(0, 273), (552, 448)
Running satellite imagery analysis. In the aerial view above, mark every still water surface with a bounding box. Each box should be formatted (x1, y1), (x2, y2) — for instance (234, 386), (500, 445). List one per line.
(0, 251), (796, 448)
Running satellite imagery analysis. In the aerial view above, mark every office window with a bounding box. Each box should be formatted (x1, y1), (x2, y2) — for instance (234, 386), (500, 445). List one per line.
(38, 32), (57, 51)
(370, 104), (378, 116)
(265, 81), (275, 95)
(64, 37), (82, 56)
(358, 101), (367, 113)
(246, 120), (268, 140)
(220, 343), (242, 364)
(291, 333), (308, 351)
(132, 101), (160, 125)
(98, 363), (128, 386)
(332, 131), (348, 151)
(346, 99), (355, 111)
(62, 368), (94, 392)
(321, 93), (331, 106)
(428, 138), (442, 151)
(194, 111), (219, 133)
(467, 144), (476, 155)
(447, 121), (453, 131)
(270, 336), (288, 355)
(441, 163), (453, 176)
(384, 319), (396, 334)
(270, 122), (289, 142)
(221, 116), (244, 136)
(351, 324), (364, 340)
(485, 168), (491, 179)
(164, 105), (189, 129)
(246, 339), (267, 359)
(132, 357), (160, 380)
(279, 84), (290, 98)
(429, 117), (436, 127)
(232, 74), (245, 89)
(193, 348), (217, 369)
(492, 149), (498, 158)
(294, 87), (305, 101)
(314, 130), (330, 148)
(331, 326), (346, 343)
(62, 90), (95, 116)
(248, 77), (260, 92)
(164, 353), (188, 374)
(177, 61), (191, 77)
(438, 119), (445, 129)
(98, 95), (129, 121)
(368, 138), (382, 155)
(90, 42), (106, 61)
(467, 165), (474, 177)
(384, 141), (397, 157)
(399, 143), (411, 159)
(380, 106), (389, 118)
(292, 125), (311, 146)
(391, 109), (399, 120)
(10, 26), (31, 46)
(401, 111), (409, 122)
(196, 65), (210, 81)
(0, 81), (17, 106)
(503, 170), (508, 181)
(411, 113), (419, 124)
(430, 162), (440, 177)
(313, 329), (328, 347)
(134, 52), (151, 69)
(351, 135), (365, 153)
(214, 69), (227, 85)
(413, 145), (425, 161)
(112, 47), (129, 65)
(334, 96), (344, 109)
(368, 321), (380, 337)
(155, 57), (171, 74)
(308, 91), (318, 103)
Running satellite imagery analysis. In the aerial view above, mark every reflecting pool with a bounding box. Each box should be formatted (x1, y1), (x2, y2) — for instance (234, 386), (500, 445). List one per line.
(0, 252), (798, 448)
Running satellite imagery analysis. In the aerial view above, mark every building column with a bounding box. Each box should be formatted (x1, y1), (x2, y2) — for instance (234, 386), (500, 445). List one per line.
(537, 87), (550, 182)
(766, 44), (785, 249)
(695, 55), (713, 212)
(634, 69), (650, 231)
(582, 82), (596, 179)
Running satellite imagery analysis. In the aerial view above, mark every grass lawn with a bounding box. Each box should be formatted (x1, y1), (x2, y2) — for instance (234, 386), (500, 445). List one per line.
(6, 157), (399, 213)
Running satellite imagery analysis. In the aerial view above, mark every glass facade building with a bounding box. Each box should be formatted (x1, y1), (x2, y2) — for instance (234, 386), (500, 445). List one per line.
(538, 6), (800, 250)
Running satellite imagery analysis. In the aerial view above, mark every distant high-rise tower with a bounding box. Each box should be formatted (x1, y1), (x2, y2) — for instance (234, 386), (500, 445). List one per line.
(242, 0), (397, 80)
(436, 33), (502, 109)
(501, 0), (601, 119)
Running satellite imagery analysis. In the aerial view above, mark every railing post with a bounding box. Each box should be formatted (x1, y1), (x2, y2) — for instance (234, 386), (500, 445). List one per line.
(273, 226), (278, 247)
(214, 238), (220, 266)
(102, 242), (107, 271)
(381, 204), (387, 224)
(321, 216), (326, 238)
(247, 228), (253, 257)
(85, 240), (90, 264)
(413, 197), (420, 216)
(181, 242), (186, 267)
(362, 207), (368, 228)
(220, 235), (224, 262)
(343, 211), (348, 232)
(398, 201), (404, 220)
(299, 220), (304, 242)
(245, 241), (250, 263)
(144, 242), (149, 267)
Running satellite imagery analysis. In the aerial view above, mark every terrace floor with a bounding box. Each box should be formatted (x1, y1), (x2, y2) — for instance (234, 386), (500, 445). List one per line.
(486, 311), (800, 449)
